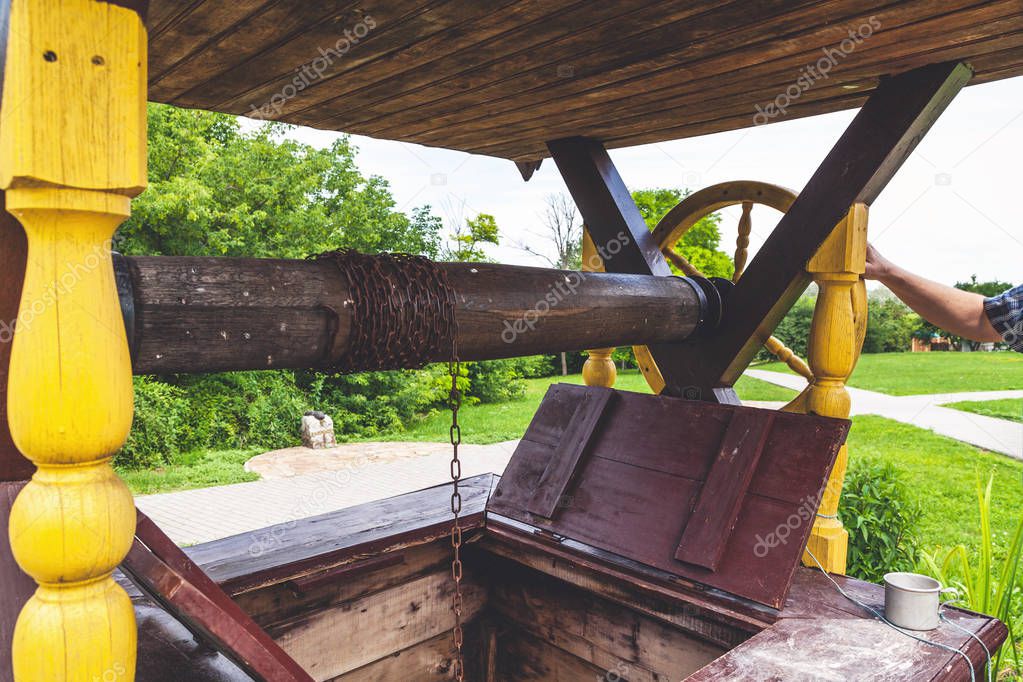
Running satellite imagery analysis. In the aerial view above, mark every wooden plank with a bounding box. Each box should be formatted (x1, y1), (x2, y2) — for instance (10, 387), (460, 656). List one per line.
(328, 628), (479, 682)
(124, 512), (314, 682)
(497, 627), (608, 681)
(526, 386), (613, 518)
(645, 60), (973, 399)
(185, 473), (494, 595)
(489, 560), (725, 681)
(269, 570), (486, 681)
(488, 384), (849, 607)
(404, 0), (1001, 148)
(675, 410), (775, 571)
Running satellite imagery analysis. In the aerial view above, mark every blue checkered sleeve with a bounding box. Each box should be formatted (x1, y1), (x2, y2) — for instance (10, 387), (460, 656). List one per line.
(984, 284), (1023, 352)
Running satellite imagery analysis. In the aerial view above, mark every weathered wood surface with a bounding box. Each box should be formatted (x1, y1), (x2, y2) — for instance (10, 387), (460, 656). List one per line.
(184, 474), (494, 595)
(526, 386), (613, 519)
(141, 1), (1023, 160)
(488, 384), (849, 607)
(675, 409), (775, 570)
(488, 557), (726, 681)
(689, 570), (1008, 681)
(123, 512), (313, 682)
(121, 256), (703, 374)
(660, 61), (972, 398)
(0, 482), (34, 682)
(124, 471), (1004, 681)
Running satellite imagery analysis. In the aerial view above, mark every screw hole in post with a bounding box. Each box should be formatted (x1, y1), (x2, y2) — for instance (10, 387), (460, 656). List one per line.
(42, 50), (57, 62)
(91, 55), (105, 66)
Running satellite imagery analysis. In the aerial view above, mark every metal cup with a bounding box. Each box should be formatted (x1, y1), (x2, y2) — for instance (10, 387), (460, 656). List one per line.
(883, 572), (957, 630)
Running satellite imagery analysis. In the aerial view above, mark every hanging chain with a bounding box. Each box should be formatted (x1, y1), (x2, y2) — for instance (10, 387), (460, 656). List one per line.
(448, 345), (465, 682)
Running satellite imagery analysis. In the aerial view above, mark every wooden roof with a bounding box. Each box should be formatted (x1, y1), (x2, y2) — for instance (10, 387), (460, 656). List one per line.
(146, 1), (1023, 162)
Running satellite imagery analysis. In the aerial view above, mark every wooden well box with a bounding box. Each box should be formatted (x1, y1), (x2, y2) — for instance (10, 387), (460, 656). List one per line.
(126, 386), (1005, 681)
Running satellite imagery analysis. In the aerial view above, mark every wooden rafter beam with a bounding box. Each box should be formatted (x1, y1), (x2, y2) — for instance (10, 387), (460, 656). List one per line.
(553, 60), (971, 401)
(548, 136), (737, 401)
(674, 60), (972, 396)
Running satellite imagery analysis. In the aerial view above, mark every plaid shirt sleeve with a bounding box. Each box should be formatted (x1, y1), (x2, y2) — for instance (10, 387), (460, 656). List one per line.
(984, 284), (1023, 352)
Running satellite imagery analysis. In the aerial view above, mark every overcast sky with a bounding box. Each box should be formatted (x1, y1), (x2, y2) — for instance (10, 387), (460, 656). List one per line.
(283, 76), (1023, 287)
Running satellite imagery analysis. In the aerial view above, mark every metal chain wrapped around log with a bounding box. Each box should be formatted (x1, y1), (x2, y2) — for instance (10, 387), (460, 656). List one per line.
(315, 250), (457, 372)
(114, 252), (726, 375)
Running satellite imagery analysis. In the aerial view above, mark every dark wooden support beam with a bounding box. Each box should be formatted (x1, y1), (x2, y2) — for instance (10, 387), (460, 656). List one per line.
(548, 136), (732, 400)
(554, 61), (970, 401)
(547, 137), (671, 278)
(668, 61), (972, 398)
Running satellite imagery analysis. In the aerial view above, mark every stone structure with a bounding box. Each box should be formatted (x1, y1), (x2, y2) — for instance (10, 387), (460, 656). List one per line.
(300, 411), (336, 450)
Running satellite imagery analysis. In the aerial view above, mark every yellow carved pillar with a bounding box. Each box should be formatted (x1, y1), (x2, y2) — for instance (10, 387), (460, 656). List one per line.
(799, 204), (868, 574)
(581, 228), (617, 388)
(1, 1), (147, 679)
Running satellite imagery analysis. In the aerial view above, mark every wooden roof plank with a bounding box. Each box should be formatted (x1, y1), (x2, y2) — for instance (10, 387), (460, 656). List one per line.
(170, 0), (445, 109)
(352, 0), (823, 139)
(301, 0), (743, 133)
(256, 0), (601, 123)
(382, 0), (901, 145)
(142, 1), (1023, 160)
(408, 0), (1018, 151)
(150, 1), (366, 99)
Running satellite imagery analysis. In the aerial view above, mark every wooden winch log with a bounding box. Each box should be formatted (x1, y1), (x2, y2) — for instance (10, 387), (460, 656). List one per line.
(115, 255), (717, 375)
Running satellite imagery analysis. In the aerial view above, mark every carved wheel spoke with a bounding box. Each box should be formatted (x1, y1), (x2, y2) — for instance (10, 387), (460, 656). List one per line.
(634, 181), (815, 400)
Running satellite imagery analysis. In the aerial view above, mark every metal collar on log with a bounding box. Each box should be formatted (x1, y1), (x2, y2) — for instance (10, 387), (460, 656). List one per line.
(315, 250), (457, 373)
(682, 276), (732, 336)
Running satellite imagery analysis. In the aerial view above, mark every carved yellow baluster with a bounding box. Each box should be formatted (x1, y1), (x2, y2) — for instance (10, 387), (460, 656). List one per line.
(1, 1), (147, 679)
(581, 228), (617, 388)
(732, 201), (753, 282)
(800, 204), (869, 575)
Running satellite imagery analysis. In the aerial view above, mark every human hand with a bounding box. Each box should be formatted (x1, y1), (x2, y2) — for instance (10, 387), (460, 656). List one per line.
(863, 243), (894, 281)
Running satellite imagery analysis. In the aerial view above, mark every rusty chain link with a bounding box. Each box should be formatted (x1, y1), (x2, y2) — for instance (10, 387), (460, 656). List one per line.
(315, 250), (456, 372)
(448, 343), (465, 681)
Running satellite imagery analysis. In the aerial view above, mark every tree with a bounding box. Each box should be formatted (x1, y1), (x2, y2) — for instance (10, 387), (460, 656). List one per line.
(630, 188), (734, 279)
(445, 211), (500, 263)
(515, 193), (582, 270)
(117, 103), (442, 259)
(913, 276), (1013, 350)
(515, 193), (584, 375)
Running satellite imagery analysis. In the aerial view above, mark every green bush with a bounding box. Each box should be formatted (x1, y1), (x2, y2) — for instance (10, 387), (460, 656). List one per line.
(118, 377), (188, 469)
(840, 458), (923, 583)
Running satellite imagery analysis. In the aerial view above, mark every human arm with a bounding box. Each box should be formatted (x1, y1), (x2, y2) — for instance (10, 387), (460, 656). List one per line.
(863, 244), (1003, 343)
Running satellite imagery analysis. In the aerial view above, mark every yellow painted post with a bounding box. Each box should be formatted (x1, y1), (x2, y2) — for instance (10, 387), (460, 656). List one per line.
(580, 228), (617, 388)
(800, 204), (869, 574)
(1, 1), (147, 679)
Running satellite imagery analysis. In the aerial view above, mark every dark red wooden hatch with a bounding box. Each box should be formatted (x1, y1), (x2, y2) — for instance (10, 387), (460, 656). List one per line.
(487, 384), (851, 608)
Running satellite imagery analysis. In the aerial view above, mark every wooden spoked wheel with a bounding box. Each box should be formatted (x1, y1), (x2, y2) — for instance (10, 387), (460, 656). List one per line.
(634, 181), (816, 399)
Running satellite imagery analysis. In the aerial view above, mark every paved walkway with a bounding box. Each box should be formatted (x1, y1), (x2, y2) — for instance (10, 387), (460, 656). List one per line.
(136, 441), (518, 545)
(138, 374), (1023, 545)
(747, 369), (1023, 460)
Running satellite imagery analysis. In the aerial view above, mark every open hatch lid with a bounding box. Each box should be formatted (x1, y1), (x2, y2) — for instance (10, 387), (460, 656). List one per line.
(487, 383), (850, 608)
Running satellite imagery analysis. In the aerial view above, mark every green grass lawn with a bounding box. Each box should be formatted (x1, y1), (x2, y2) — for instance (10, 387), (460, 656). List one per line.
(118, 447), (260, 495)
(948, 397), (1023, 423)
(386, 370), (796, 444)
(849, 416), (1023, 558)
(759, 351), (1023, 395)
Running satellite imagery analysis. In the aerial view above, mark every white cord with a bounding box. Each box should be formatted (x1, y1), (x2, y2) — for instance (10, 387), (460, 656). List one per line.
(940, 610), (993, 682)
(803, 548), (980, 682)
